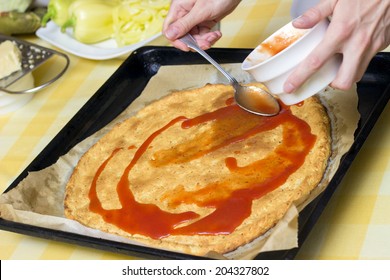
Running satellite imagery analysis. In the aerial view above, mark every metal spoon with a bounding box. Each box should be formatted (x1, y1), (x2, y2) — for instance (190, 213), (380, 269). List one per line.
(179, 34), (280, 116)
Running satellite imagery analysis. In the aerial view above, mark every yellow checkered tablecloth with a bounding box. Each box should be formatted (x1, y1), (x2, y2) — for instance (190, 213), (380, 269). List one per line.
(0, 0), (389, 260)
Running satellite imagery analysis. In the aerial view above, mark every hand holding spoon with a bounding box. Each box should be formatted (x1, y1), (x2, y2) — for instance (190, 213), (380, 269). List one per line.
(179, 34), (280, 116)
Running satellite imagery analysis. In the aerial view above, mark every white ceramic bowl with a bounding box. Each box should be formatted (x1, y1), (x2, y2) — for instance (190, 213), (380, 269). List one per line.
(242, 19), (341, 105)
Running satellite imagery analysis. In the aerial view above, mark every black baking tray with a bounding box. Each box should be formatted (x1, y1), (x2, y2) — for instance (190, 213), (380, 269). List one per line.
(1, 47), (389, 260)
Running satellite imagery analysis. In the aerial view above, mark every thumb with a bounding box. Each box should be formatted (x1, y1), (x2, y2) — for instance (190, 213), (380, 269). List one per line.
(164, 11), (203, 40)
(293, 0), (334, 28)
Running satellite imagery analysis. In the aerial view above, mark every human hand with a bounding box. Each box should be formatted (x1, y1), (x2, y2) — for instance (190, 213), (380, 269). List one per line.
(162, 0), (241, 51)
(284, 0), (390, 93)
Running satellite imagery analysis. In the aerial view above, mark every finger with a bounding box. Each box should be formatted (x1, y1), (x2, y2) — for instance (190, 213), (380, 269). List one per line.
(331, 48), (375, 90)
(170, 40), (192, 52)
(284, 14), (350, 93)
(164, 6), (211, 41)
(162, 4), (178, 29)
(170, 29), (222, 52)
(162, 3), (186, 33)
(293, 0), (335, 29)
(194, 29), (222, 49)
(284, 38), (337, 93)
(164, 23), (187, 42)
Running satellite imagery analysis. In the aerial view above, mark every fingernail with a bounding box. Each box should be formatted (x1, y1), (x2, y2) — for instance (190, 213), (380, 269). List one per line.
(284, 82), (296, 93)
(208, 30), (222, 42)
(165, 26), (180, 40)
(293, 15), (308, 25)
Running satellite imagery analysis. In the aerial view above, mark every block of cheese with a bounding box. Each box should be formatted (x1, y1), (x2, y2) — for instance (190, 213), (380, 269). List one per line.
(0, 40), (34, 115)
(0, 40), (22, 79)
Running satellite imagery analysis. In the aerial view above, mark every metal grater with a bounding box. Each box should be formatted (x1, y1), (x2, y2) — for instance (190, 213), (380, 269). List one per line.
(0, 34), (69, 94)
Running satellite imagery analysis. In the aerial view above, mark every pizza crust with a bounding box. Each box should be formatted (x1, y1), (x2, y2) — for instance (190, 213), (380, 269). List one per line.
(64, 83), (331, 256)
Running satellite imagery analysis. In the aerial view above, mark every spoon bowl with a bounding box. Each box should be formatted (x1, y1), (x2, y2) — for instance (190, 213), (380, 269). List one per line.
(179, 34), (280, 116)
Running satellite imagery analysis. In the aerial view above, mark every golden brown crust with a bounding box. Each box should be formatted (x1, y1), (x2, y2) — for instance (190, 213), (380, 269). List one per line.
(64, 83), (331, 256)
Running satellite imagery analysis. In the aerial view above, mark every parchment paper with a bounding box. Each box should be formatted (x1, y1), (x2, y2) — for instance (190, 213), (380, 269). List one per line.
(0, 63), (359, 259)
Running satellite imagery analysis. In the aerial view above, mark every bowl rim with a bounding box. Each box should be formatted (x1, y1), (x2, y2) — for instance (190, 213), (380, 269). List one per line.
(242, 19), (328, 71)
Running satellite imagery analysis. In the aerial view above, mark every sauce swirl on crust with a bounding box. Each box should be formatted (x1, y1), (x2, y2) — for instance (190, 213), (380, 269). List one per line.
(88, 100), (316, 239)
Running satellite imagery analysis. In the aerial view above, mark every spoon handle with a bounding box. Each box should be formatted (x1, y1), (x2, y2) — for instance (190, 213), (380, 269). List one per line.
(179, 34), (238, 84)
